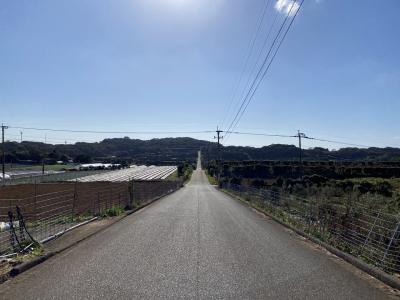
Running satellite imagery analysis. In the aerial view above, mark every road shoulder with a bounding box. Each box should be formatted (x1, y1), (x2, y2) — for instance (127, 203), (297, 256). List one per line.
(218, 186), (400, 297)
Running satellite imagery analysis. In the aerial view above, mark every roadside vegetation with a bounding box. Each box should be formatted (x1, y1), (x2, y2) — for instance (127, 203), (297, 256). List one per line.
(4, 139), (400, 171)
(210, 160), (400, 274)
(205, 171), (218, 185)
(102, 206), (125, 217)
(208, 160), (400, 214)
(166, 170), (178, 180)
(0, 242), (43, 283)
(178, 162), (194, 183)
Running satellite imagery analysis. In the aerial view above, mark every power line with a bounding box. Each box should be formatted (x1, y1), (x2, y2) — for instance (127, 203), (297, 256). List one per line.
(221, 0), (273, 130)
(224, 11), (287, 140)
(5, 133), (99, 144)
(224, 1), (299, 141)
(304, 137), (372, 149)
(5, 125), (380, 149)
(8, 126), (213, 135)
(227, 131), (296, 138)
(227, 130), (374, 148)
(224, 8), (280, 131)
(224, 0), (304, 143)
(225, 0), (304, 143)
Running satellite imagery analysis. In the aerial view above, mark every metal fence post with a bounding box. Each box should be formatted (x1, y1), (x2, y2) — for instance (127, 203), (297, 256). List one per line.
(72, 179), (77, 220)
(127, 179), (131, 209)
(381, 221), (400, 267)
(129, 179), (134, 209)
(97, 192), (100, 214)
(308, 202), (313, 232)
(34, 180), (37, 223)
(92, 194), (96, 216)
(108, 187), (111, 210)
(362, 212), (380, 249)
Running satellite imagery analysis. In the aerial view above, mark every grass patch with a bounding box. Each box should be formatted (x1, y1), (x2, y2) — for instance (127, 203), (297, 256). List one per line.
(0, 242), (43, 282)
(206, 171), (218, 185)
(101, 206), (124, 217)
(166, 170), (178, 180)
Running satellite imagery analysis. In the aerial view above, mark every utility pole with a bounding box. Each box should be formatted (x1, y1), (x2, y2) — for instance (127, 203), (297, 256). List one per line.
(20, 131), (23, 143)
(297, 130), (307, 179)
(297, 130), (304, 164)
(214, 127), (223, 182)
(2, 123), (8, 181)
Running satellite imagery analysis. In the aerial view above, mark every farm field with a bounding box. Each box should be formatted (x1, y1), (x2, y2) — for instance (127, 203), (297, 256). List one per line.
(7, 169), (64, 178)
(75, 165), (177, 182)
(210, 160), (400, 214)
(4, 163), (75, 172)
(1, 170), (110, 185)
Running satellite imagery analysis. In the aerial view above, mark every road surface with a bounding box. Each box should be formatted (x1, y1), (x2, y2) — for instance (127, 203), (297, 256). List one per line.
(0, 156), (395, 299)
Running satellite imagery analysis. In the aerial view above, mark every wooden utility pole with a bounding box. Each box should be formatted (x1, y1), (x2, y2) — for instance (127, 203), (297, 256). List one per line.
(214, 127), (223, 182)
(2, 124), (8, 181)
(297, 130), (307, 179)
(297, 130), (303, 164)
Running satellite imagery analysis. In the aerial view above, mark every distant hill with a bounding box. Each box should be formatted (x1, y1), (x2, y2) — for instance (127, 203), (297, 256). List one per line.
(3, 137), (400, 165)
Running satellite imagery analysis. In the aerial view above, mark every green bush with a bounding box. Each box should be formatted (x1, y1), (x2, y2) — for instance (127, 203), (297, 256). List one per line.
(102, 206), (124, 217)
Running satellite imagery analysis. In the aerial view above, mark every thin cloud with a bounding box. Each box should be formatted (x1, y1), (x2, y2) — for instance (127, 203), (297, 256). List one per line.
(274, 0), (300, 17)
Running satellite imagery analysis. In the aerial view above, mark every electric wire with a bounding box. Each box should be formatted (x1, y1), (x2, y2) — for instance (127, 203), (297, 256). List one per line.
(221, 0), (273, 130)
(3, 125), (384, 149)
(304, 137), (372, 148)
(8, 126), (213, 135)
(225, 10), (280, 131)
(224, 0), (304, 143)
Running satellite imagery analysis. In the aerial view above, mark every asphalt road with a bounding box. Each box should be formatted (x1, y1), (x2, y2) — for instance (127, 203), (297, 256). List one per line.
(0, 156), (395, 299)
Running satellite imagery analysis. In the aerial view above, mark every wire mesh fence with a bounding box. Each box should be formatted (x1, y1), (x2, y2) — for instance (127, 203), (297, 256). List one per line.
(0, 179), (183, 256)
(222, 183), (400, 274)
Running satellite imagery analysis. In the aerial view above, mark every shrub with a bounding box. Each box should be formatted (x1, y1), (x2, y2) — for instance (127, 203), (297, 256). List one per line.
(102, 206), (124, 217)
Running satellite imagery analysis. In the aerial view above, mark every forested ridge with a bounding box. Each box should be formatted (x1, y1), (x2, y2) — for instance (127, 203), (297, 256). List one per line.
(3, 137), (400, 164)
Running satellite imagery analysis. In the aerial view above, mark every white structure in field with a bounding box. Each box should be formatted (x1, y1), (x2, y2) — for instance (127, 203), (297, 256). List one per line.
(78, 163), (121, 170)
(75, 165), (177, 182)
(0, 173), (11, 181)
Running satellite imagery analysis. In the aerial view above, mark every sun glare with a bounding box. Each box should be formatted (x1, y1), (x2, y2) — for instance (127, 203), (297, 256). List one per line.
(164, 0), (193, 6)
(163, 0), (193, 7)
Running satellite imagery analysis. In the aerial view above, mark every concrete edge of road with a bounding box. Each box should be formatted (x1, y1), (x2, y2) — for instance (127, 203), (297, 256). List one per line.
(219, 188), (400, 291)
(7, 186), (182, 280)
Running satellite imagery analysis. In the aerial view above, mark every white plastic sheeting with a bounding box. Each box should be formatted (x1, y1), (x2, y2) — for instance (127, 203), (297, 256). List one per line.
(75, 165), (177, 182)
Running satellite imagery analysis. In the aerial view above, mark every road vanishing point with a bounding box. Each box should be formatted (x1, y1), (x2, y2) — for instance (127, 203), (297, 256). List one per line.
(0, 155), (396, 299)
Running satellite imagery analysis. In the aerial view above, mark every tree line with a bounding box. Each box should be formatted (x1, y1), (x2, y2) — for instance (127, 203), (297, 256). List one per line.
(2, 137), (400, 166)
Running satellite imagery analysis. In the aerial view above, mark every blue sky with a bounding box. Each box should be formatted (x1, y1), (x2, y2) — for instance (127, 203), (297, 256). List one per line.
(1, 0), (399, 149)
